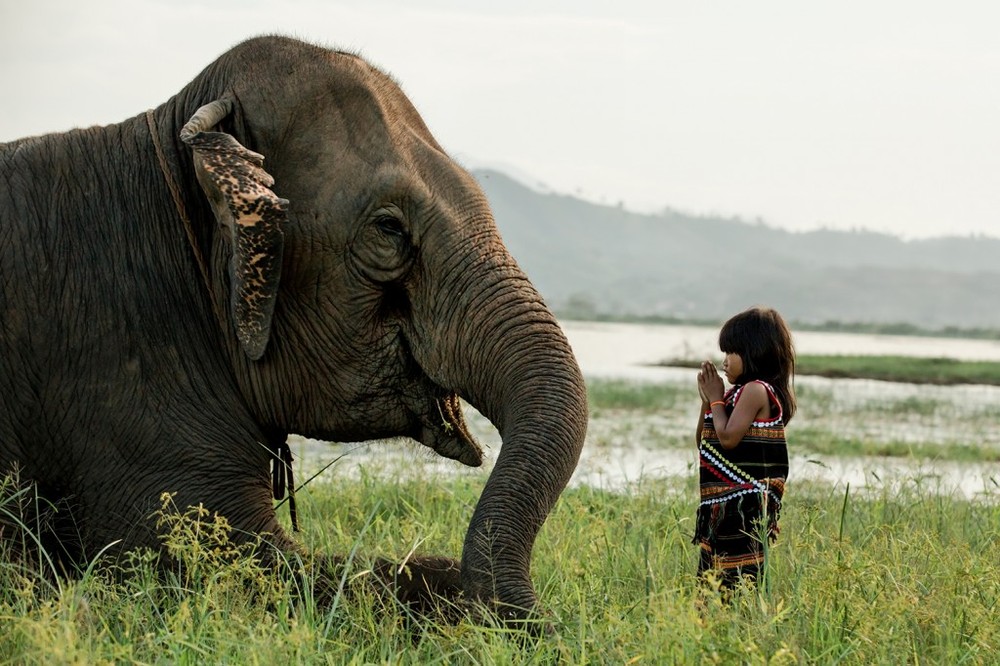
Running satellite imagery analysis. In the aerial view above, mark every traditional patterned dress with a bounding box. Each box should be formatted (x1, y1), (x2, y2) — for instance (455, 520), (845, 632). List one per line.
(694, 380), (788, 587)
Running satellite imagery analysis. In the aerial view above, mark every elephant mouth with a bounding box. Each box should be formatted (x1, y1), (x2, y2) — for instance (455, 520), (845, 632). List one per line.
(394, 334), (483, 467)
(418, 392), (483, 467)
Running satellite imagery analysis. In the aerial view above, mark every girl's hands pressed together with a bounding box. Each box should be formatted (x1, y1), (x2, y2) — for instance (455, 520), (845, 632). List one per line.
(697, 360), (725, 404)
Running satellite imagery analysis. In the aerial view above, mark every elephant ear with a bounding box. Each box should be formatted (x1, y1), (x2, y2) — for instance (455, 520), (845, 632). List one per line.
(181, 100), (288, 361)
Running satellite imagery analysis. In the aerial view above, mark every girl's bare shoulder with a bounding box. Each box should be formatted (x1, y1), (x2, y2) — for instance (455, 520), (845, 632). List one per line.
(736, 381), (769, 406)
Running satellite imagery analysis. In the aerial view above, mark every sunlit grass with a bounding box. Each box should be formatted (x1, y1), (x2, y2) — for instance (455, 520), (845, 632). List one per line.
(3, 368), (995, 662)
(3, 471), (997, 664)
(586, 378), (689, 414)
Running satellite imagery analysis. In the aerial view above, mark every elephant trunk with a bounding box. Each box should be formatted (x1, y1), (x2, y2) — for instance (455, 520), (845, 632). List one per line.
(461, 350), (587, 617)
(414, 242), (589, 618)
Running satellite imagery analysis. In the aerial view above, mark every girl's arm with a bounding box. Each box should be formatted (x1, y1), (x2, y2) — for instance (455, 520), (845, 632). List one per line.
(708, 382), (769, 449)
(698, 364), (770, 450)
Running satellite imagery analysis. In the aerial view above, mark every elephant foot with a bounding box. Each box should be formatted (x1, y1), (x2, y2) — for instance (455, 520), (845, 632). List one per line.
(371, 555), (467, 623)
(366, 557), (552, 636)
(307, 553), (552, 635)
(311, 553), (468, 627)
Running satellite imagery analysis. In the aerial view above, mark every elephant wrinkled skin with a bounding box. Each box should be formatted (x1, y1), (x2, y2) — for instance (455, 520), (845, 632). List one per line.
(0, 36), (587, 622)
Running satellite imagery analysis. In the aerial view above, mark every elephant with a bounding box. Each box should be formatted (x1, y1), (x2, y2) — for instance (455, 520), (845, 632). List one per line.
(0, 35), (588, 623)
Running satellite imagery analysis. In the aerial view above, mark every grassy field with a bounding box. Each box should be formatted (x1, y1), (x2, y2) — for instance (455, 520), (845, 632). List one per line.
(796, 355), (1000, 386)
(2, 375), (998, 664)
(664, 355), (1000, 387)
(2, 472), (997, 664)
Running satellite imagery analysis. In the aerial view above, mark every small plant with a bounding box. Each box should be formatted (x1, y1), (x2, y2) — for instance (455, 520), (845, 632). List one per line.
(153, 492), (286, 607)
(0, 471), (65, 598)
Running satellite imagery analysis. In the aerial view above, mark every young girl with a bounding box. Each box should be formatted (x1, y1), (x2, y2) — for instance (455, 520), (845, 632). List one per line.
(693, 306), (796, 591)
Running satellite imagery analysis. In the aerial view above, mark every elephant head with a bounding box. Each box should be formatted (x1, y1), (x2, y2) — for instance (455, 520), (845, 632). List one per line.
(169, 37), (588, 619)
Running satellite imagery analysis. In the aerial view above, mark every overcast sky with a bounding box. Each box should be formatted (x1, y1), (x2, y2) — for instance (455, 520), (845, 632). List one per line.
(2, 0), (997, 239)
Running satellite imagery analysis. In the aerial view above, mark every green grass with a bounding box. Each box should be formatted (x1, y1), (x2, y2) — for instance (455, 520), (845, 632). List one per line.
(3, 372), (995, 663)
(789, 427), (1000, 463)
(2, 473), (998, 664)
(586, 378), (689, 413)
(796, 355), (1000, 386)
(664, 355), (1000, 386)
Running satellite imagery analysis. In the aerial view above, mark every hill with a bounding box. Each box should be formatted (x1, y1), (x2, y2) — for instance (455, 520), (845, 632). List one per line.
(473, 168), (1000, 331)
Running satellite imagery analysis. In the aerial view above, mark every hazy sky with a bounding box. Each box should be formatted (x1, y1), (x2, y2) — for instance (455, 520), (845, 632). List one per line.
(2, 0), (997, 239)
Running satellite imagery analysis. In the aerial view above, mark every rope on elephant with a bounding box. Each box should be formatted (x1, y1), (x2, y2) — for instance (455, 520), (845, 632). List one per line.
(270, 440), (299, 532)
(145, 109), (229, 339)
(281, 441), (298, 532)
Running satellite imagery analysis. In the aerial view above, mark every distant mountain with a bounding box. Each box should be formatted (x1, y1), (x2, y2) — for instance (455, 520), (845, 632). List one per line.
(473, 168), (1000, 330)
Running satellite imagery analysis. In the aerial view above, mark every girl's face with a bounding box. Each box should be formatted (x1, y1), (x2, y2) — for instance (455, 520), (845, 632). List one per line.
(722, 352), (743, 384)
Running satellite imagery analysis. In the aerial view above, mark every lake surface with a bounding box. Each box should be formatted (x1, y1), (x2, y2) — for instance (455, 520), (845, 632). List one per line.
(565, 320), (999, 500)
(292, 321), (1000, 502)
(562, 319), (1000, 378)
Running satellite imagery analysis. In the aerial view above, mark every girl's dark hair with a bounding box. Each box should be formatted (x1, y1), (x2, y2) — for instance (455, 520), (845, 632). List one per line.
(718, 306), (797, 423)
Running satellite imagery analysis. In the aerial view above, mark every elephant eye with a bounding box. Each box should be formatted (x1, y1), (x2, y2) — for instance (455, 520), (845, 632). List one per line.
(353, 207), (415, 284)
(374, 214), (405, 238)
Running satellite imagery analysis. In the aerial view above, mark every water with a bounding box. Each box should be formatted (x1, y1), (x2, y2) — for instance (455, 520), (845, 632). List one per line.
(564, 321), (1000, 500)
(291, 320), (1000, 501)
(562, 320), (1000, 378)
